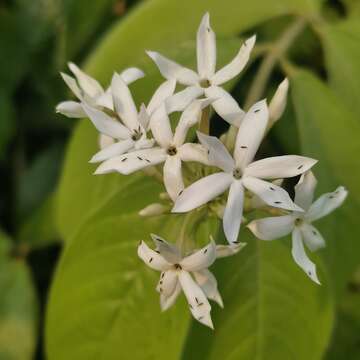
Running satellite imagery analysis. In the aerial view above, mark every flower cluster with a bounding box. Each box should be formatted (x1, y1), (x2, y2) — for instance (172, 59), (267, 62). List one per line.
(57, 13), (348, 329)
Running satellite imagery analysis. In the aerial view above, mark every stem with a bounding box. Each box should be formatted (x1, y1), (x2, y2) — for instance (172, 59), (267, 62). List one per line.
(225, 17), (307, 149)
(198, 105), (210, 135)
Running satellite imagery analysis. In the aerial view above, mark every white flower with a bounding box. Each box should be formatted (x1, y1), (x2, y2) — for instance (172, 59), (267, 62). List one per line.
(95, 98), (213, 201)
(172, 100), (317, 244)
(247, 171), (348, 284)
(82, 74), (179, 163)
(146, 13), (256, 127)
(268, 78), (289, 126)
(138, 234), (245, 329)
(56, 62), (144, 118)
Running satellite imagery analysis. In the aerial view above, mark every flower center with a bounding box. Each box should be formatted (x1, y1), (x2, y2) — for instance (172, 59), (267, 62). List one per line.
(233, 168), (242, 179)
(174, 264), (182, 270)
(199, 78), (211, 88)
(295, 218), (303, 226)
(167, 146), (177, 156)
(131, 128), (142, 141)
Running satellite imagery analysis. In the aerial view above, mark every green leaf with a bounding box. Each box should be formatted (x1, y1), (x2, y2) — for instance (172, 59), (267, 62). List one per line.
(0, 232), (39, 360)
(47, 177), (194, 360)
(0, 92), (15, 161)
(291, 69), (360, 295)
(182, 231), (333, 360)
(320, 20), (360, 115)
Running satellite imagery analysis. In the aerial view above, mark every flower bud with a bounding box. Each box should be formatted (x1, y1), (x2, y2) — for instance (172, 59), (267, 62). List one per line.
(139, 203), (168, 217)
(268, 78), (289, 126)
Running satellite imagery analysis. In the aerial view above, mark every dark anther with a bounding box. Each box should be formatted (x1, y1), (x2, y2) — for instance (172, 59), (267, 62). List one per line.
(121, 158), (127, 162)
(149, 257), (153, 263)
(274, 201), (282, 204)
(145, 158), (151, 163)
(240, 145), (248, 149)
(167, 146), (177, 156)
(297, 165), (303, 170)
(204, 248), (208, 254)
(137, 156), (143, 161)
(174, 264), (182, 270)
(329, 195), (335, 199)
(232, 240), (239, 244)
(195, 297), (199, 304)
(312, 230), (317, 236)
(155, 250), (160, 254)
(270, 187), (275, 191)
(178, 190), (183, 196)
(254, 109), (260, 113)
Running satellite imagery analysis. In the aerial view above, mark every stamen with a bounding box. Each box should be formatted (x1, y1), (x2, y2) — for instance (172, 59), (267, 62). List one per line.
(274, 201), (282, 204)
(121, 158), (127, 162)
(167, 146), (177, 156)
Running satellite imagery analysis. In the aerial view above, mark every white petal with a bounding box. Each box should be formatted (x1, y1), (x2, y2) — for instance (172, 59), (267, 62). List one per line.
(294, 171), (317, 211)
(172, 172), (232, 213)
(82, 103), (131, 139)
(165, 86), (204, 113)
(197, 132), (234, 172)
(178, 270), (213, 329)
(95, 88), (114, 110)
(178, 143), (209, 165)
(146, 51), (200, 85)
(242, 176), (303, 212)
(193, 269), (223, 307)
(119, 67), (145, 84)
(90, 139), (134, 163)
(291, 228), (320, 284)
(111, 73), (139, 130)
(163, 156), (184, 201)
(157, 270), (178, 296)
(150, 233), (182, 263)
(60, 73), (83, 100)
(216, 243), (246, 258)
(244, 155), (317, 179)
(300, 223), (325, 252)
(160, 281), (182, 311)
(95, 147), (166, 175)
(211, 35), (256, 85)
(137, 241), (172, 271)
(247, 215), (295, 240)
(204, 86), (245, 126)
(150, 104), (174, 148)
(56, 101), (85, 118)
(223, 180), (244, 244)
(197, 12), (216, 79)
(134, 138), (155, 150)
(268, 78), (289, 124)
(68, 62), (103, 98)
(306, 186), (348, 222)
(234, 100), (269, 170)
(99, 134), (115, 150)
(180, 240), (216, 272)
(147, 79), (176, 115)
(137, 103), (151, 130)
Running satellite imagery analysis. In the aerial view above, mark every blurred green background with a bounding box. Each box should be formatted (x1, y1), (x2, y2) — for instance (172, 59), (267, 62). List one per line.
(0, 0), (360, 359)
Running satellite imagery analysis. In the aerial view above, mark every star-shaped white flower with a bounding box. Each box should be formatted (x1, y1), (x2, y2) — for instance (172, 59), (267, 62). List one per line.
(146, 13), (256, 127)
(82, 74), (179, 163)
(56, 62), (144, 118)
(172, 100), (317, 244)
(95, 98), (212, 201)
(247, 171), (348, 284)
(138, 234), (245, 329)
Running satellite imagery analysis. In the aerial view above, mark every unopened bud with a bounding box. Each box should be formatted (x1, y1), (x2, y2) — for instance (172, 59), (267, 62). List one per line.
(139, 203), (168, 217)
(159, 192), (170, 201)
(268, 78), (289, 127)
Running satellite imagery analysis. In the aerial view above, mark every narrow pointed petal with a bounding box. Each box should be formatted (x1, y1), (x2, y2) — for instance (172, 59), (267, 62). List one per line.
(160, 282), (182, 311)
(150, 234), (181, 263)
(268, 78), (289, 125)
(147, 79), (176, 115)
(95, 88), (114, 110)
(137, 241), (172, 271)
(178, 271), (213, 329)
(216, 243), (246, 258)
(180, 240), (216, 271)
(146, 51), (199, 85)
(56, 100), (85, 118)
(82, 103), (131, 139)
(234, 100), (269, 170)
(193, 269), (223, 307)
(204, 86), (245, 126)
(99, 134), (115, 150)
(111, 73), (139, 130)
(300, 223), (325, 252)
(119, 67), (145, 84)
(163, 156), (184, 201)
(294, 171), (317, 211)
(95, 148), (166, 175)
(90, 139), (134, 163)
(68, 62), (103, 98)
(244, 155), (317, 179)
(156, 270), (178, 296)
(211, 35), (256, 85)
(197, 12), (216, 79)
(178, 143), (209, 165)
(197, 132), (234, 172)
(247, 215), (295, 240)
(165, 86), (204, 113)
(60, 73), (83, 100)
(150, 104), (174, 148)
(172, 173), (233, 213)
(291, 228), (320, 284)
(223, 180), (244, 244)
(306, 186), (348, 222)
(243, 176), (303, 212)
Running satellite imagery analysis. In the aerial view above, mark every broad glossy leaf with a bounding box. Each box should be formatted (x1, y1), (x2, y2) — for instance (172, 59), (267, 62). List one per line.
(0, 231), (38, 360)
(291, 69), (360, 295)
(321, 20), (360, 114)
(182, 231), (333, 360)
